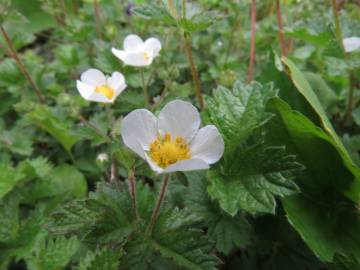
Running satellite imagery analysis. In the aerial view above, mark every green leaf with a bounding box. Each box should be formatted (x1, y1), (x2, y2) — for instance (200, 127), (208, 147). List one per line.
(132, 4), (176, 25)
(0, 58), (24, 86)
(0, 163), (24, 199)
(1, 126), (33, 156)
(267, 98), (360, 262)
(304, 72), (338, 110)
(329, 254), (360, 270)
(25, 236), (79, 270)
(282, 58), (345, 152)
(0, 195), (20, 243)
(185, 172), (252, 255)
(76, 248), (122, 270)
(33, 164), (87, 200)
(208, 140), (301, 215)
(48, 183), (132, 245)
(26, 105), (80, 156)
(123, 208), (219, 270)
(206, 81), (278, 155)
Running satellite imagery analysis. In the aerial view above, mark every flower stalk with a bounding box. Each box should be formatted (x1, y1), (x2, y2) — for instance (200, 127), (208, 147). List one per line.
(247, 0), (257, 83)
(140, 69), (150, 106)
(128, 169), (139, 221)
(93, 0), (102, 39)
(184, 35), (205, 111)
(0, 25), (45, 104)
(146, 174), (170, 234)
(330, 0), (356, 122)
(276, 0), (286, 57)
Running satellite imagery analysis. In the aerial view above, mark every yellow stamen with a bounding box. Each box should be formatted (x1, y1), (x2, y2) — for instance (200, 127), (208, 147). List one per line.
(149, 133), (191, 168)
(144, 52), (151, 61)
(95, 85), (115, 100)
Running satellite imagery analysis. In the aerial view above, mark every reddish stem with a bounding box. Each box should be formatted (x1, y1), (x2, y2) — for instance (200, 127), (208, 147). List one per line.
(146, 174), (170, 234)
(276, 0), (286, 57)
(0, 26), (45, 104)
(128, 170), (139, 221)
(94, 0), (102, 39)
(247, 0), (256, 83)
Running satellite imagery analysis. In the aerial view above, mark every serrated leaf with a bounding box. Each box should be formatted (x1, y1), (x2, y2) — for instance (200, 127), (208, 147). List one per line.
(26, 105), (79, 156)
(76, 248), (122, 270)
(25, 236), (79, 270)
(208, 141), (301, 215)
(206, 81), (277, 155)
(0, 195), (19, 243)
(132, 4), (176, 25)
(0, 163), (24, 199)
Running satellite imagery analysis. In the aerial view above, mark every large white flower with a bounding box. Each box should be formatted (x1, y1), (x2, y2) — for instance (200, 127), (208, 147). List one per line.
(343, 37), (360, 53)
(111, 34), (161, 67)
(121, 100), (224, 173)
(76, 68), (126, 103)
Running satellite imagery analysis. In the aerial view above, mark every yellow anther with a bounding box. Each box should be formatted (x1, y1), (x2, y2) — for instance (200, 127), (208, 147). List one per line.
(95, 85), (115, 100)
(149, 133), (191, 168)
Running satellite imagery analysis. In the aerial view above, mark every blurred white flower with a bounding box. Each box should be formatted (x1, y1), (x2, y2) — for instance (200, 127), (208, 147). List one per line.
(121, 100), (224, 174)
(76, 68), (126, 103)
(112, 34), (161, 67)
(343, 37), (360, 53)
(97, 153), (109, 163)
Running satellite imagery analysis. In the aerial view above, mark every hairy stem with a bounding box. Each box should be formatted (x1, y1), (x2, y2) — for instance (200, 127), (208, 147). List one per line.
(184, 35), (204, 111)
(247, 0), (257, 83)
(140, 69), (150, 106)
(128, 169), (139, 221)
(276, 0), (286, 57)
(0, 26), (45, 104)
(94, 0), (102, 39)
(146, 174), (170, 235)
(330, 0), (355, 122)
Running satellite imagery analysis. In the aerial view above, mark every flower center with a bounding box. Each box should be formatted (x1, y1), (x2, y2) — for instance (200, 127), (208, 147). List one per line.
(95, 85), (115, 100)
(149, 133), (191, 168)
(143, 52), (151, 61)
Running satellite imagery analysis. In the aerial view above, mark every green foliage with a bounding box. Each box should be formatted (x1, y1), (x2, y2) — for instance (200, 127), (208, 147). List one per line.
(268, 98), (360, 262)
(207, 141), (301, 215)
(26, 105), (80, 156)
(25, 236), (80, 270)
(206, 81), (277, 155)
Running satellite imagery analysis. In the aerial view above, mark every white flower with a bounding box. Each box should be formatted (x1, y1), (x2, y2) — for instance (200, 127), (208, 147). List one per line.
(111, 34), (161, 67)
(97, 153), (109, 163)
(343, 37), (360, 53)
(76, 68), (126, 103)
(121, 100), (224, 174)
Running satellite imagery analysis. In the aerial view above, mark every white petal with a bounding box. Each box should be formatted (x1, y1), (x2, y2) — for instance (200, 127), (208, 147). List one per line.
(87, 92), (113, 103)
(144, 37), (161, 57)
(123, 51), (151, 67)
(80, 68), (106, 86)
(121, 109), (158, 159)
(107, 71), (127, 97)
(76, 80), (95, 99)
(163, 159), (209, 173)
(190, 125), (224, 164)
(158, 100), (200, 142)
(112, 48), (128, 62)
(144, 153), (164, 173)
(124, 34), (144, 52)
(343, 37), (360, 53)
